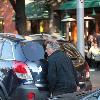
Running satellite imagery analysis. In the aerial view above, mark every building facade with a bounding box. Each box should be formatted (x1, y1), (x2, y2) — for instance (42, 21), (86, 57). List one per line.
(58, 0), (100, 45)
(0, 0), (17, 34)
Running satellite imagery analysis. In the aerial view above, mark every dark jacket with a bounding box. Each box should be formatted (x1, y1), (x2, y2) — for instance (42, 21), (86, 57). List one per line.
(47, 50), (79, 95)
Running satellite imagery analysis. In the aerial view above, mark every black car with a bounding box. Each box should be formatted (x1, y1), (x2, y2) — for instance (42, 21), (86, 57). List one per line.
(0, 33), (49, 100)
(27, 34), (92, 91)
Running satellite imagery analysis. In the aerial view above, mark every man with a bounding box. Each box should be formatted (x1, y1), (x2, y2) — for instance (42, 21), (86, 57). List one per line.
(46, 41), (80, 96)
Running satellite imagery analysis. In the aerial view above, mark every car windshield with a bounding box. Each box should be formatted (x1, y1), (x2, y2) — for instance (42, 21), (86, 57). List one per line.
(64, 43), (80, 58)
(59, 42), (79, 58)
(59, 42), (85, 67)
(21, 41), (45, 62)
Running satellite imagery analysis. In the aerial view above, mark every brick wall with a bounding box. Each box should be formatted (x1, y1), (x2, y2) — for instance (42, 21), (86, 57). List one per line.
(0, 0), (17, 34)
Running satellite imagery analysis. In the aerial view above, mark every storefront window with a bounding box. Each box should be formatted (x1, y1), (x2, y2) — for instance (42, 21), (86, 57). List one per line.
(31, 20), (49, 34)
(0, 17), (4, 33)
(40, 21), (44, 33)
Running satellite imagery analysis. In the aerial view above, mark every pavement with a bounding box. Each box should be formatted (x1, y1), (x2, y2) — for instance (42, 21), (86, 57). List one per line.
(90, 68), (100, 91)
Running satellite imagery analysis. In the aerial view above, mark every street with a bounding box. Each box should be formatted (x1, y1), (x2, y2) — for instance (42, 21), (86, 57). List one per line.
(90, 68), (100, 91)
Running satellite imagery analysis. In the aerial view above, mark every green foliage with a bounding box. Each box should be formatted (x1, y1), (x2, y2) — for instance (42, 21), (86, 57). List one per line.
(25, 1), (50, 19)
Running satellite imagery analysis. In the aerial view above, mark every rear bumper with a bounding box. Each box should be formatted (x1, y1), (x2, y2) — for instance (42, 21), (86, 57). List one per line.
(10, 84), (49, 100)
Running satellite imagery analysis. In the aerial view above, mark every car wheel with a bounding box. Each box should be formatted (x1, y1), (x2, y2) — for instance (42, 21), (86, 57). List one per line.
(85, 80), (92, 91)
(0, 90), (6, 100)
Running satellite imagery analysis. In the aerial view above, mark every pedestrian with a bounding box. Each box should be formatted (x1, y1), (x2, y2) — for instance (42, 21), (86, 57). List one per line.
(45, 41), (80, 96)
(87, 35), (94, 50)
(87, 42), (100, 68)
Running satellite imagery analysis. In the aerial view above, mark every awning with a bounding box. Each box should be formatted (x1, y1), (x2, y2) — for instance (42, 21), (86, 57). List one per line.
(59, 0), (100, 10)
(25, 2), (49, 20)
(59, 0), (76, 10)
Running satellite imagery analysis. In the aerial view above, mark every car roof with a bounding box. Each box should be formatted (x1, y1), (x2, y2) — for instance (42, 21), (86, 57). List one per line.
(0, 33), (25, 42)
(25, 33), (65, 41)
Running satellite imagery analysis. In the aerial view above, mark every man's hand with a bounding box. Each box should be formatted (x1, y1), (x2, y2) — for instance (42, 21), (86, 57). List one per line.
(76, 86), (80, 92)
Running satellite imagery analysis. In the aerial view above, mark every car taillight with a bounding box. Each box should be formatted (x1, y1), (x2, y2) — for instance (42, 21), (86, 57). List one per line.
(13, 60), (32, 80)
(85, 62), (90, 78)
(27, 92), (35, 100)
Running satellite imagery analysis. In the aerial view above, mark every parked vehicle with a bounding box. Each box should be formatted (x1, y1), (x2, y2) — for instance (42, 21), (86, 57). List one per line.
(27, 34), (92, 91)
(0, 33), (92, 100)
(0, 33), (49, 100)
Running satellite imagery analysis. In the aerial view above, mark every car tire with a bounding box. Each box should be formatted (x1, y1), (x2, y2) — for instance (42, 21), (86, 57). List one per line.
(85, 80), (92, 91)
(0, 90), (6, 100)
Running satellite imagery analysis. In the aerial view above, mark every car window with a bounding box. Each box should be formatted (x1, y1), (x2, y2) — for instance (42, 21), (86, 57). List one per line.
(60, 43), (78, 58)
(13, 42), (27, 61)
(21, 41), (45, 62)
(0, 39), (4, 57)
(1, 40), (14, 60)
(59, 42), (85, 67)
